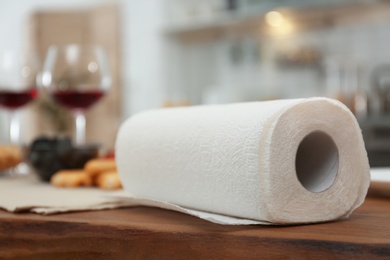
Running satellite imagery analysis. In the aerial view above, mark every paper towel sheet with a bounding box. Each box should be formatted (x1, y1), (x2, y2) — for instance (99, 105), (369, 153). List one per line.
(116, 98), (371, 225)
(112, 193), (268, 225)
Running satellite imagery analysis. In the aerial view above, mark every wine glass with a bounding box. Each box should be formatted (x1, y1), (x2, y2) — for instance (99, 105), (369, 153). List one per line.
(42, 44), (111, 145)
(0, 50), (39, 144)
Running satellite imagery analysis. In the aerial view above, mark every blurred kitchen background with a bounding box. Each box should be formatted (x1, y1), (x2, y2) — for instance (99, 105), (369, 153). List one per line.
(1, 0), (390, 165)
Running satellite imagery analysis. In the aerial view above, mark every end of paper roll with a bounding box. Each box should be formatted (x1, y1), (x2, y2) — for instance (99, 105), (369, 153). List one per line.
(262, 97), (370, 224)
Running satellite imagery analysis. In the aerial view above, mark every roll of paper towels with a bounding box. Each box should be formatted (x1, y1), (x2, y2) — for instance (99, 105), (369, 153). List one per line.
(116, 98), (370, 225)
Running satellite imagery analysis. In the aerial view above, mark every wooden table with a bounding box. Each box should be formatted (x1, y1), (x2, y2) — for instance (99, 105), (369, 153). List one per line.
(0, 195), (389, 259)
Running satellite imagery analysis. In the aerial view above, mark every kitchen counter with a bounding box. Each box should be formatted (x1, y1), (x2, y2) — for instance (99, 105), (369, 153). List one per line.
(0, 194), (389, 259)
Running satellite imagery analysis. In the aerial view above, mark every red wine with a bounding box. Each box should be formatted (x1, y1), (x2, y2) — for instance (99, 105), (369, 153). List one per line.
(53, 90), (104, 110)
(0, 88), (38, 109)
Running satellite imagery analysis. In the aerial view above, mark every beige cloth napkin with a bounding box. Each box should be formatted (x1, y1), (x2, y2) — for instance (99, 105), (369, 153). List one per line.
(0, 175), (133, 214)
(0, 175), (268, 223)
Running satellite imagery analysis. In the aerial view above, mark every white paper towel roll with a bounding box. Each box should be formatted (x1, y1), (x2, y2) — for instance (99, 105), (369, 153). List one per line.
(116, 98), (370, 225)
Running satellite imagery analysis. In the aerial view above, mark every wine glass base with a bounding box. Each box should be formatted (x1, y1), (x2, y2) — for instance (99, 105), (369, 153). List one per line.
(3, 162), (30, 177)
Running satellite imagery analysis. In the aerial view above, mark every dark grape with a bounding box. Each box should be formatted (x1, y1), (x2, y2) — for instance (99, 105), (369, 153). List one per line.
(26, 136), (99, 182)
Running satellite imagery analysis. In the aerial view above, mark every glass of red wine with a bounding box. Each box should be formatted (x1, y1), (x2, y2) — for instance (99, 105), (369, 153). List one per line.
(42, 44), (111, 144)
(0, 50), (39, 144)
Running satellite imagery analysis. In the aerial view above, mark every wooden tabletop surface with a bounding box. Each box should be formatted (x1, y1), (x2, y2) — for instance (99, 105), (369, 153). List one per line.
(0, 194), (389, 259)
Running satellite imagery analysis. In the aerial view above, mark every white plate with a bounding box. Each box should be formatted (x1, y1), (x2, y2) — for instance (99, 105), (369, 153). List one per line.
(369, 168), (390, 198)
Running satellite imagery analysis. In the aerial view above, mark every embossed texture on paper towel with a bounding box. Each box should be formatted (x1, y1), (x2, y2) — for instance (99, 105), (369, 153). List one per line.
(116, 98), (370, 225)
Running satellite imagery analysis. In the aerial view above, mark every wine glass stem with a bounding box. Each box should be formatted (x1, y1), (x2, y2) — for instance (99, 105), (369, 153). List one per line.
(74, 111), (86, 145)
(9, 110), (20, 144)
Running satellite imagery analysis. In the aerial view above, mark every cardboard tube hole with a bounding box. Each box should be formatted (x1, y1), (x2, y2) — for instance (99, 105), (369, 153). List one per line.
(295, 131), (339, 193)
